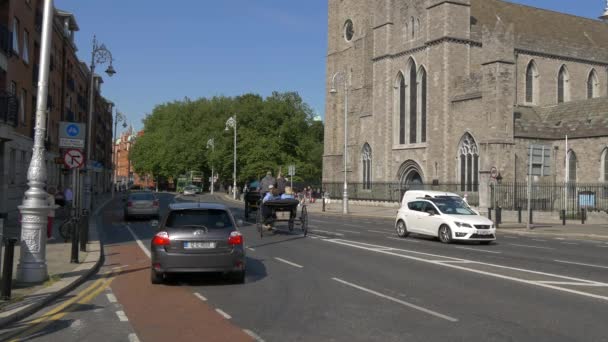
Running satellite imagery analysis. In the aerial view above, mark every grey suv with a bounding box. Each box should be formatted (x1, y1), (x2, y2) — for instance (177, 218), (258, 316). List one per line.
(150, 202), (246, 284)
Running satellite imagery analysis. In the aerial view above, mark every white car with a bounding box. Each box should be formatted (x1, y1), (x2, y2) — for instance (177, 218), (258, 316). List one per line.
(395, 191), (495, 244)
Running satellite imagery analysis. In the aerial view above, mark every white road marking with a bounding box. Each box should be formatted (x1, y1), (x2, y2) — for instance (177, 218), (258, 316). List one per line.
(312, 229), (344, 236)
(274, 257), (304, 268)
(554, 260), (608, 270)
(509, 243), (554, 250)
(128, 333), (141, 342)
(532, 239), (547, 242)
(324, 238), (608, 302)
(307, 234), (326, 239)
(243, 329), (265, 342)
(116, 310), (129, 322)
(332, 278), (458, 322)
(70, 319), (83, 330)
(368, 230), (391, 234)
(106, 293), (117, 303)
(216, 308), (232, 319)
(194, 292), (207, 301)
(555, 238), (566, 240)
(246, 247), (255, 252)
(536, 281), (607, 287)
(454, 246), (502, 254)
(337, 229), (361, 234)
(341, 223), (362, 228)
(125, 225), (151, 258)
(503, 236), (518, 239)
(561, 242), (579, 245)
(386, 237), (420, 243)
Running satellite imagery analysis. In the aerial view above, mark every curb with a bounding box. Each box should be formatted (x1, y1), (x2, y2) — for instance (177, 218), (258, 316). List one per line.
(0, 196), (113, 328)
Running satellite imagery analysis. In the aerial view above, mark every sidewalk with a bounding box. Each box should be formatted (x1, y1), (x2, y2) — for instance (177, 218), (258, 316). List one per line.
(220, 193), (608, 241)
(0, 193), (113, 327)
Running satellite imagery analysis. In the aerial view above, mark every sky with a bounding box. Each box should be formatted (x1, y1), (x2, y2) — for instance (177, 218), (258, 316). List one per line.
(54, 0), (606, 132)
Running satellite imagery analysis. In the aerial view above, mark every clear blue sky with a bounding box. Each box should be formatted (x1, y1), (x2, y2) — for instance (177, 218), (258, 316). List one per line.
(54, 0), (605, 132)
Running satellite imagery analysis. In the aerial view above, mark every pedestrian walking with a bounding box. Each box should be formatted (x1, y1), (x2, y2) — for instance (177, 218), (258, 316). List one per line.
(64, 186), (74, 209)
(259, 171), (276, 194)
(46, 187), (57, 239)
(276, 173), (287, 194)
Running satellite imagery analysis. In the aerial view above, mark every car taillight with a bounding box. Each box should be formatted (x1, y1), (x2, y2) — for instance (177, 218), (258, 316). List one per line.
(152, 231), (170, 246)
(228, 231), (243, 246)
(153, 200), (159, 207)
(127, 201), (133, 207)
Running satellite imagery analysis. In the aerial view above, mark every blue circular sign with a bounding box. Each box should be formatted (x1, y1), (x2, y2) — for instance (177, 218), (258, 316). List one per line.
(66, 124), (79, 137)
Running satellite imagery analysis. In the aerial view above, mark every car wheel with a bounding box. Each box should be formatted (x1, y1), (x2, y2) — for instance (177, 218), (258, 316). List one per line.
(438, 225), (453, 244)
(232, 271), (245, 284)
(479, 241), (493, 245)
(151, 269), (164, 284)
(396, 220), (409, 238)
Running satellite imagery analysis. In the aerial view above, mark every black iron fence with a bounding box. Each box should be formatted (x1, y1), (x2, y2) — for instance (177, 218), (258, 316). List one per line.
(322, 182), (479, 206)
(492, 182), (608, 213)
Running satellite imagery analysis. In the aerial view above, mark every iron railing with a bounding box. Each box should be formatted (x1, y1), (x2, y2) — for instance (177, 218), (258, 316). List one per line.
(492, 182), (608, 213)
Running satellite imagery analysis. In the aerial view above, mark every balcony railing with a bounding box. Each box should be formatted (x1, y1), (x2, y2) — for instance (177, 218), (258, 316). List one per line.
(0, 92), (18, 127)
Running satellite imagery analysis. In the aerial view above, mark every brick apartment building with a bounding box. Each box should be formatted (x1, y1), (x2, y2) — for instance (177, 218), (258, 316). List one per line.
(114, 128), (155, 190)
(324, 0), (608, 209)
(0, 1), (114, 224)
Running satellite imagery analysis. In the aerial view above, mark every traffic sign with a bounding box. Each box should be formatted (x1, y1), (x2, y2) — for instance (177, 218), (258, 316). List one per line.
(288, 164), (296, 176)
(59, 122), (85, 148)
(63, 149), (85, 169)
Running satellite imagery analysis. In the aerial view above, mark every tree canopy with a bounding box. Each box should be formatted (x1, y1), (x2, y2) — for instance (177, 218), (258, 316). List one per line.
(130, 92), (324, 187)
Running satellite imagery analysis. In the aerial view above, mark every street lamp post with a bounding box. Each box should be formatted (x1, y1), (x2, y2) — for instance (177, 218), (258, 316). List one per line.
(111, 108), (126, 199)
(225, 116), (237, 200)
(84, 35), (116, 214)
(330, 71), (349, 214)
(206, 138), (215, 195)
(17, 0), (54, 283)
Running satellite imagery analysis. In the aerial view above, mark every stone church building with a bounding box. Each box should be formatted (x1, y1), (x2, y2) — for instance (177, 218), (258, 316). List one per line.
(323, 0), (608, 208)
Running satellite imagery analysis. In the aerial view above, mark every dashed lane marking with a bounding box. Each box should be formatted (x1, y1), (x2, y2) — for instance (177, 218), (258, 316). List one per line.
(508, 243), (554, 250)
(125, 224), (151, 258)
(106, 293), (117, 303)
(312, 229), (344, 236)
(128, 333), (141, 342)
(244, 329), (265, 342)
(561, 242), (579, 245)
(368, 230), (391, 234)
(332, 277), (458, 322)
(274, 257), (304, 268)
(194, 292), (207, 301)
(532, 239), (548, 242)
(337, 229), (361, 234)
(386, 237), (420, 243)
(454, 246), (502, 254)
(216, 308), (232, 319)
(246, 247), (255, 252)
(554, 260), (608, 270)
(116, 310), (129, 322)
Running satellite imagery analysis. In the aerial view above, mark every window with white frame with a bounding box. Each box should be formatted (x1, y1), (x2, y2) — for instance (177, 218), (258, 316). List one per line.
(587, 69), (599, 99)
(362, 143), (372, 190)
(22, 29), (29, 63)
(458, 133), (479, 192)
(12, 18), (19, 54)
(557, 65), (569, 103)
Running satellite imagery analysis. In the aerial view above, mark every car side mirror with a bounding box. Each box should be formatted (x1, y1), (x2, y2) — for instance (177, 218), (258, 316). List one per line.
(150, 220), (159, 229)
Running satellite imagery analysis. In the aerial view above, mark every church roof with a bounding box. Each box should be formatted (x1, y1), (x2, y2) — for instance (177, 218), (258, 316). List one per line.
(471, 0), (608, 61)
(514, 97), (608, 139)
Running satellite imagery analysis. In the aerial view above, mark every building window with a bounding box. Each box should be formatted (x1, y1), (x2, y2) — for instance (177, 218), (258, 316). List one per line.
(409, 61), (417, 144)
(458, 133), (479, 192)
(362, 143), (372, 190)
(587, 69), (599, 99)
(557, 65), (569, 103)
(525, 61), (538, 104)
(410, 17), (415, 39)
(418, 67), (427, 143)
(12, 18), (19, 54)
(20, 89), (26, 124)
(344, 20), (354, 42)
(398, 72), (406, 144)
(601, 148), (608, 182)
(22, 29), (29, 63)
(567, 150), (577, 183)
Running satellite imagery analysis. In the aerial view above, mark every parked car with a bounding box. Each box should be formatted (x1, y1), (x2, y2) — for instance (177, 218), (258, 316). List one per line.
(395, 190), (495, 244)
(183, 185), (197, 196)
(124, 191), (160, 220)
(150, 202), (245, 284)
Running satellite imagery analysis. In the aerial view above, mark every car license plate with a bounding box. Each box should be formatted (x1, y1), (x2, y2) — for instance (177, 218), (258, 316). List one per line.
(184, 242), (216, 249)
(476, 230), (492, 235)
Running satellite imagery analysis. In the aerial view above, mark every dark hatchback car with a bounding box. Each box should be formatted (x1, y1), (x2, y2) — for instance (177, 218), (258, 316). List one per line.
(150, 202), (245, 284)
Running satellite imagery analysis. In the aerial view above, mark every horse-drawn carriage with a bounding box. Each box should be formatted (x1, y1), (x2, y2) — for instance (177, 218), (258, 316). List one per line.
(255, 199), (308, 237)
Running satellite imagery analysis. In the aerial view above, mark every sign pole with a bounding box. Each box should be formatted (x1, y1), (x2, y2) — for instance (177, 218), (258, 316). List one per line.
(527, 144), (533, 230)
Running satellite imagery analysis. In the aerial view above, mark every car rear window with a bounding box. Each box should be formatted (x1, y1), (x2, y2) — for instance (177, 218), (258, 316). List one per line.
(166, 209), (234, 230)
(130, 193), (155, 201)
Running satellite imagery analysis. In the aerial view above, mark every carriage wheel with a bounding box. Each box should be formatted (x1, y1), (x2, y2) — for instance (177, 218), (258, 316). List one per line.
(244, 201), (249, 220)
(301, 205), (308, 237)
(256, 206), (263, 238)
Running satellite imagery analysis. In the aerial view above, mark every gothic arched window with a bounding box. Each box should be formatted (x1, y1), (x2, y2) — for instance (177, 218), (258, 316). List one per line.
(397, 72), (406, 144)
(458, 133), (479, 192)
(601, 148), (608, 182)
(558, 65), (569, 103)
(362, 143), (372, 190)
(409, 61), (417, 143)
(587, 69), (599, 99)
(525, 61), (538, 104)
(418, 67), (427, 143)
(568, 150), (577, 183)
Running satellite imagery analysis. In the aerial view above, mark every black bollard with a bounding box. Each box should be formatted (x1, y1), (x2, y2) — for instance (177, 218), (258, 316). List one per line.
(1, 238), (18, 300)
(562, 209), (566, 226)
(581, 208), (586, 225)
(71, 219), (79, 263)
(529, 208), (534, 225)
(517, 207), (522, 224)
(322, 196), (326, 212)
(488, 208), (492, 221)
(79, 215), (87, 252)
(497, 207), (502, 225)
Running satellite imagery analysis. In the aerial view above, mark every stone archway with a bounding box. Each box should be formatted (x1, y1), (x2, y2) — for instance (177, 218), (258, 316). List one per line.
(397, 160), (424, 191)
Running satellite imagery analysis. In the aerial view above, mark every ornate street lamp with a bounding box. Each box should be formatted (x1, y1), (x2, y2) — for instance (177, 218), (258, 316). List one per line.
(17, 0), (54, 283)
(111, 108), (126, 198)
(225, 116), (237, 200)
(84, 35), (116, 214)
(330, 71), (349, 214)
(206, 138), (215, 195)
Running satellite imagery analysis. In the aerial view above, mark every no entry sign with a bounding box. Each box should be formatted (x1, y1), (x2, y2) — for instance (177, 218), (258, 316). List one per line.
(63, 149), (85, 169)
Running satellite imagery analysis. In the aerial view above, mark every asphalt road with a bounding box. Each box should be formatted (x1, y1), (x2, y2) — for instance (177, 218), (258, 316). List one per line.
(2, 192), (608, 341)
